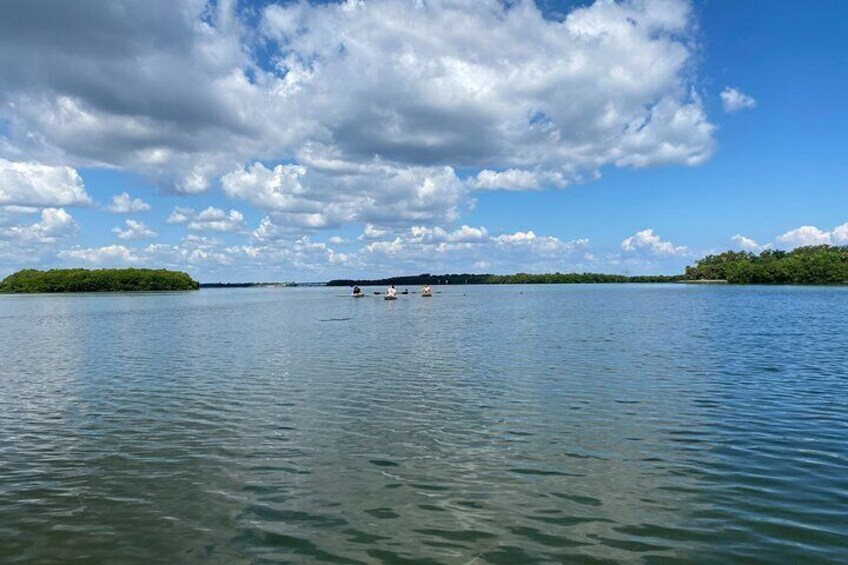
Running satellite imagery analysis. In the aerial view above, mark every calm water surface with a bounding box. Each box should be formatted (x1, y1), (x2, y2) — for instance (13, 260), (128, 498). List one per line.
(1, 285), (847, 563)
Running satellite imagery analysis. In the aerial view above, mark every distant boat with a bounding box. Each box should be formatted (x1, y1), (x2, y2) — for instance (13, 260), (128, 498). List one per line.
(352, 293), (365, 298)
(421, 292), (432, 297)
(401, 290), (409, 295)
(384, 295), (397, 301)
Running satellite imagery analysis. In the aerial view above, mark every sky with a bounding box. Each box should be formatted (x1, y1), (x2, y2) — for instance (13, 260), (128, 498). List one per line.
(0, 0), (846, 282)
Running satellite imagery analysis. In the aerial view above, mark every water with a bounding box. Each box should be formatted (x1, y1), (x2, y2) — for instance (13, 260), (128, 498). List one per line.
(1, 285), (847, 563)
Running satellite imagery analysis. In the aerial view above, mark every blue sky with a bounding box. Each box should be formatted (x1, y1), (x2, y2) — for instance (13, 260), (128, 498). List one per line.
(0, 0), (846, 281)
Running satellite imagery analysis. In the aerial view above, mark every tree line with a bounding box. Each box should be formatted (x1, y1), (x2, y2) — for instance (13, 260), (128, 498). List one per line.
(0, 269), (200, 293)
(684, 245), (848, 284)
(330, 246), (848, 287)
(327, 272), (684, 286)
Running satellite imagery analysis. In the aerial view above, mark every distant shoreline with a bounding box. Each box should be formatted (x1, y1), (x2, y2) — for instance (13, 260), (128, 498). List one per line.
(326, 273), (684, 287)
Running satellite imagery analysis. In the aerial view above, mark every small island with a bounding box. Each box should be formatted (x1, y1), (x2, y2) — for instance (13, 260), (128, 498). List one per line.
(685, 245), (848, 284)
(0, 268), (200, 293)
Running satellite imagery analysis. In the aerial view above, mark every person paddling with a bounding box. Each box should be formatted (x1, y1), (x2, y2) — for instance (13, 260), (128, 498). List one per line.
(421, 284), (432, 297)
(386, 284), (397, 298)
(352, 285), (362, 296)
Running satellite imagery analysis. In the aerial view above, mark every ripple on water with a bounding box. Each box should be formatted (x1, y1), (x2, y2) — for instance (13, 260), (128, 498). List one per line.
(1, 285), (848, 563)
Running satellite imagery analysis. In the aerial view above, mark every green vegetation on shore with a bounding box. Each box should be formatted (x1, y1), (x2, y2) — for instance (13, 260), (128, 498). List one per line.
(330, 246), (848, 287)
(327, 273), (684, 286)
(0, 269), (199, 293)
(685, 245), (848, 284)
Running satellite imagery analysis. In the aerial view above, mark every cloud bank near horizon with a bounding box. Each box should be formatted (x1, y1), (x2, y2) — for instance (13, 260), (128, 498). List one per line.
(0, 0), (774, 278)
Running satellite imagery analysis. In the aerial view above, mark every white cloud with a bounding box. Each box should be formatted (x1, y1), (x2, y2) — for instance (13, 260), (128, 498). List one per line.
(166, 206), (245, 232)
(833, 223), (848, 244)
(166, 207), (193, 224)
(59, 244), (140, 264)
(143, 237), (236, 267)
(157, 221), (599, 279)
(494, 230), (589, 255)
(776, 224), (847, 248)
(621, 228), (687, 256)
(327, 236), (346, 245)
(259, 0), (712, 178)
(358, 225), (590, 274)
(0, 158), (91, 207)
(721, 87), (757, 113)
(0, 205), (40, 227)
(222, 161), (466, 229)
(57, 237), (236, 267)
(252, 216), (291, 242)
(34, 220), (697, 280)
(112, 219), (157, 240)
(360, 224), (391, 241)
(1, 208), (78, 243)
(0, 0), (731, 277)
(106, 192), (151, 213)
(221, 163), (309, 212)
(731, 234), (770, 252)
(472, 169), (565, 191)
(1, 0), (715, 214)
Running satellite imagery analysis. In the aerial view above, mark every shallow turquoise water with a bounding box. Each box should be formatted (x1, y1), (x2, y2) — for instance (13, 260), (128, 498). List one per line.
(1, 285), (847, 563)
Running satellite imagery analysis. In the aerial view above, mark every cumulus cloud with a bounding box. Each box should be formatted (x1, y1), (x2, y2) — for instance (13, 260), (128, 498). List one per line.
(409, 225), (490, 244)
(621, 228), (687, 256)
(58, 236), (237, 268)
(472, 169), (566, 191)
(776, 223), (848, 248)
(72, 221), (595, 278)
(0, 158), (91, 207)
(357, 225), (591, 275)
(360, 224), (391, 241)
(222, 161), (466, 229)
(720, 87), (757, 113)
(0, 207), (79, 265)
(731, 234), (767, 252)
(59, 244), (141, 264)
(0, 205), (40, 227)
(35, 218), (704, 280)
(112, 219), (157, 240)
(0, 208), (78, 243)
(1, 0), (714, 217)
(0, 0), (730, 277)
(495, 230), (589, 255)
(166, 206), (245, 232)
(106, 192), (151, 213)
(260, 0), (713, 175)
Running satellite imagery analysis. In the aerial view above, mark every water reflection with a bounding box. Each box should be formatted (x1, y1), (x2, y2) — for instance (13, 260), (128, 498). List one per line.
(1, 285), (847, 562)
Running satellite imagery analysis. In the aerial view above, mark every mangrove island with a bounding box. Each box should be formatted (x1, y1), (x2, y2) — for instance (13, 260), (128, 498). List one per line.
(329, 245), (848, 287)
(0, 269), (200, 293)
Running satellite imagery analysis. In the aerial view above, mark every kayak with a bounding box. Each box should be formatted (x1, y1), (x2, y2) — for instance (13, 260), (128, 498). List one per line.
(421, 293), (432, 297)
(352, 293), (365, 298)
(384, 295), (398, 300)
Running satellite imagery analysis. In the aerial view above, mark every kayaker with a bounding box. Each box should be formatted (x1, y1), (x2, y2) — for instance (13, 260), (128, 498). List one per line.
(352, 285), (362, 296)
(386, 284), (397, 298)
